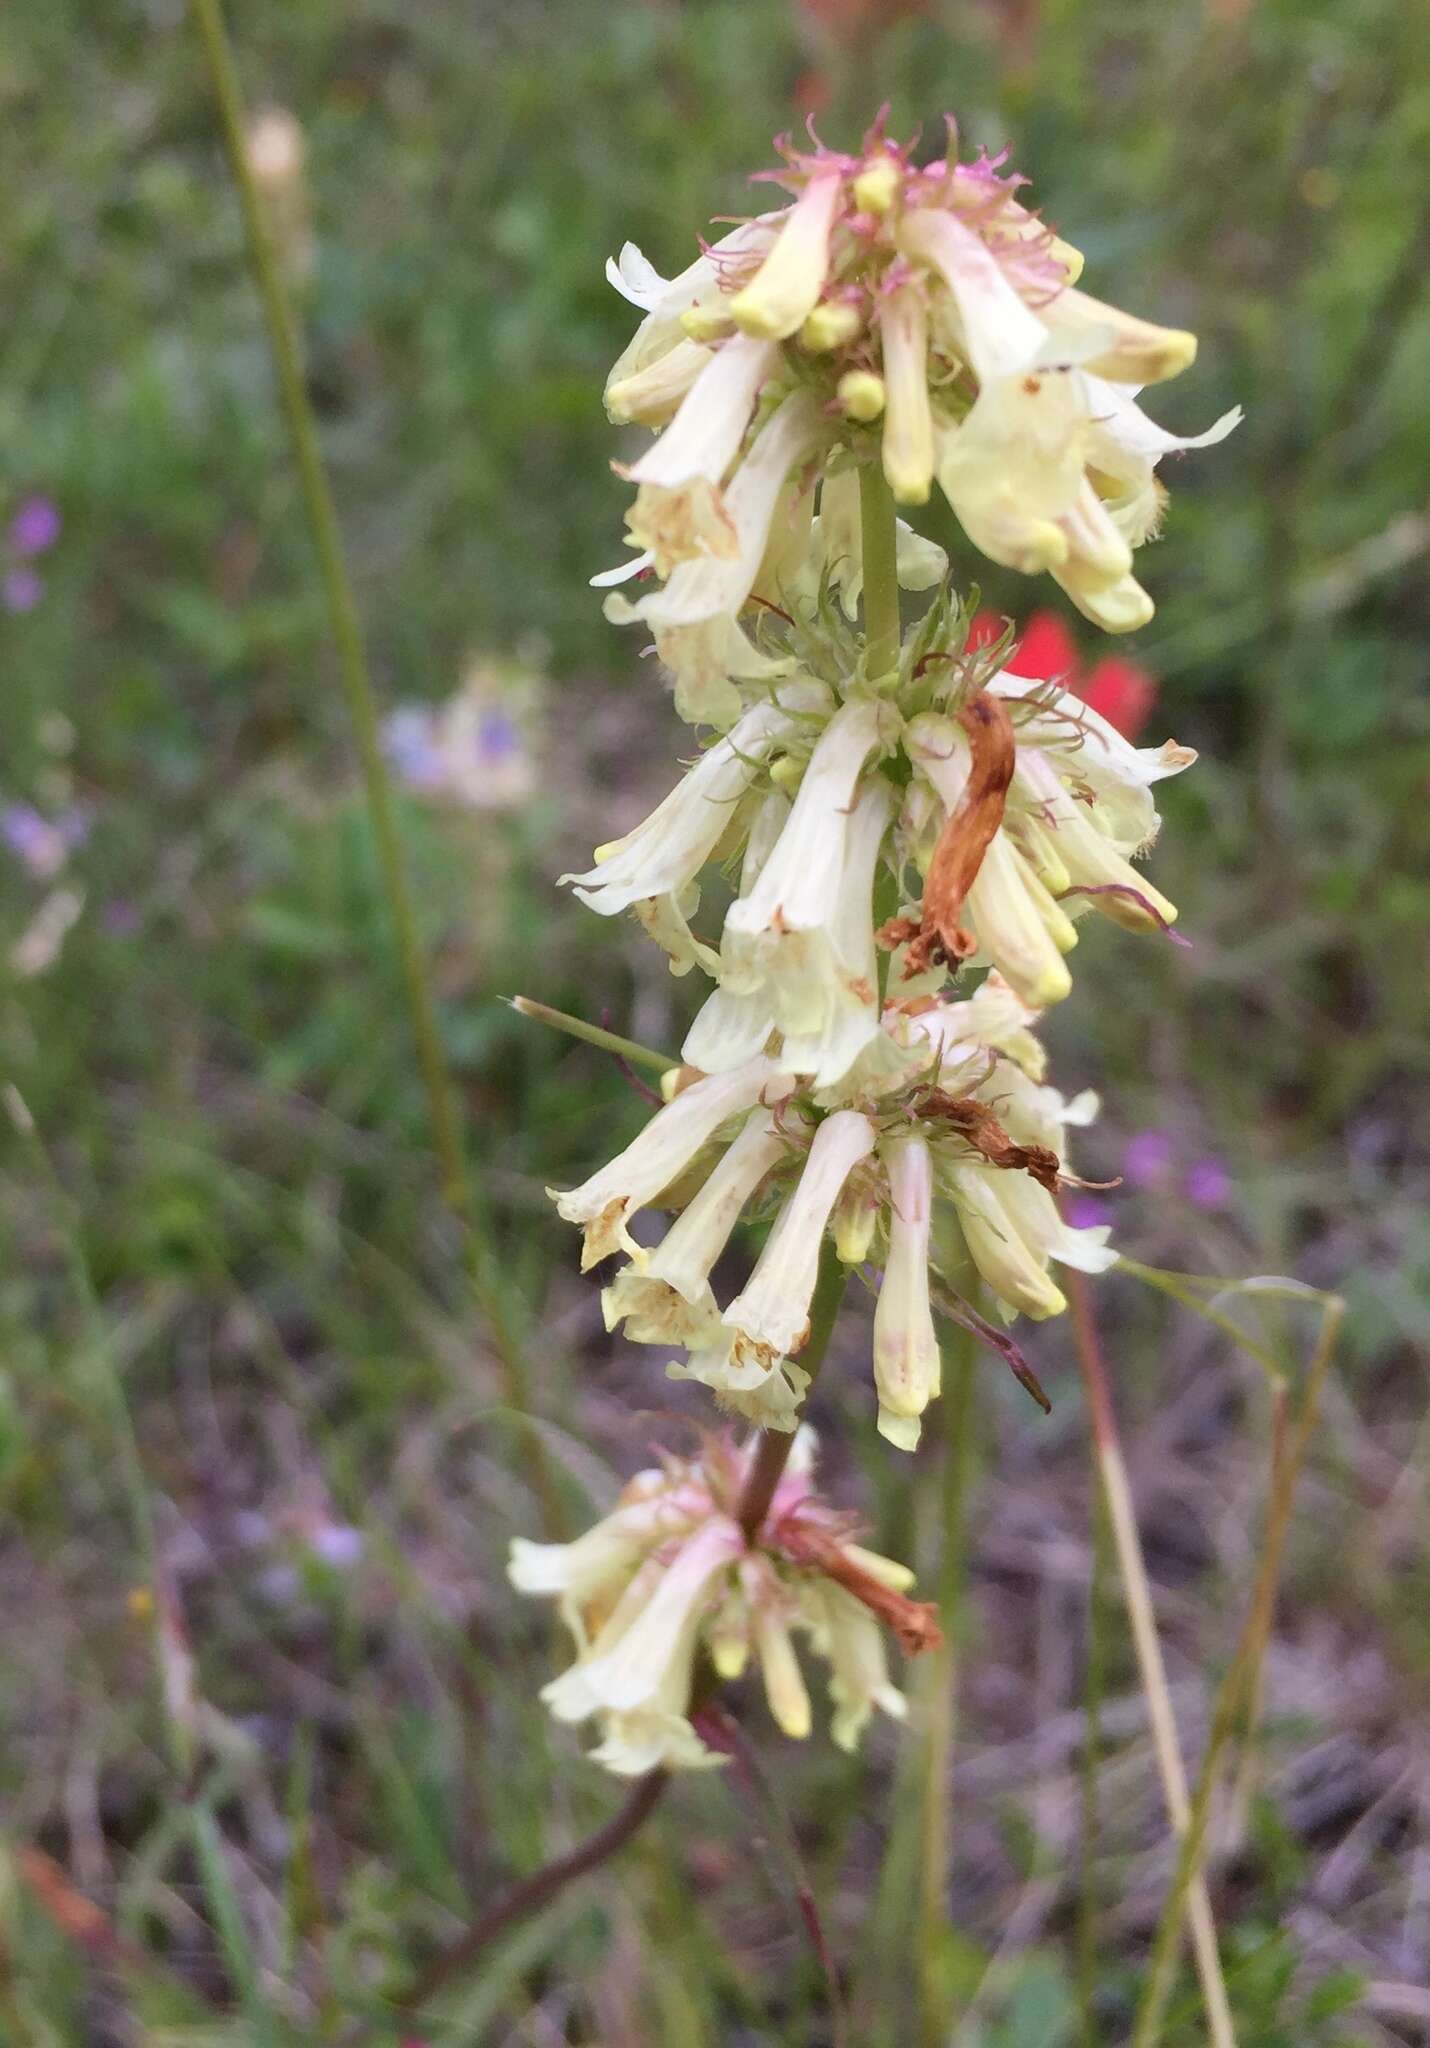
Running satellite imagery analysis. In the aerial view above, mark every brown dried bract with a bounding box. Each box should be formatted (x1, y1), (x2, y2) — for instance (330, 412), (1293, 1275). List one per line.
(774, 1514), (945, 1654)
(912, 1088), (1061, 1192)
(885, 691), (1016, 976)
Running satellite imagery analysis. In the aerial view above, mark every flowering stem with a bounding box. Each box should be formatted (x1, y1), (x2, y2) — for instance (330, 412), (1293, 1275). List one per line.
(737, 1240), (848, 1541)
(395, 1768), (669, 2020)
(858, 460), (902, 679)
(188, 0), (544, 1468)
(1066, 1266), (1237, 2048)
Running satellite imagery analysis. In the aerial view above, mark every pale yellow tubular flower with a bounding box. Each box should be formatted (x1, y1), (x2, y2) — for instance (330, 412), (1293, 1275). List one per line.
(1013, 751), (1179, 935)
(550, 1054), (794, 1269)
(730, 163), (845, 340)
(1045, 286), (1197, 384)
(1052, 560), (1155, 632)
(745, 1559), (814, 1739)
(606, 338), (713, 426)
(815, 1585), (908, 1752)
(944, 1165), (1069, 1320)
(602, 1110), (786, 1349)
(722, 1109), (878, 1363)
(878, 284), (935, 504)
(776, 777), (894, 1089)
(562, 696), (806, 917)
(720, 697), (890, 1041)
(621, 334), (781, 574)
(933, 386), (1079, 575)
(872, 1132), (941, 1451)
(607, 390), (828, 727)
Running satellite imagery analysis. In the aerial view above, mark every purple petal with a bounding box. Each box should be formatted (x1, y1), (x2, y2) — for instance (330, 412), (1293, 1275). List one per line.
(9, 496), (61, 559)
(2, 567), (44, 614)
(1122, 1129), (1176, 1188)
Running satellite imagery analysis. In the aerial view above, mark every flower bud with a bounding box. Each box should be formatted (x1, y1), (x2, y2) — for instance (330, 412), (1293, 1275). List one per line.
(838, 370), (886, 421)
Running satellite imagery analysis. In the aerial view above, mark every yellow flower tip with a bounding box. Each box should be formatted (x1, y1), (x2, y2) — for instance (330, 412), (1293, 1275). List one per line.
(837, 369), (886, 421)
(680, 303), (734, 344)
(1161, 328), (1198, 375)
(710, 1635), (750, 1681)
(773, 1691), (813, 1741)
(728, 289), (793, 340)
(800, 300), (864, 352)
(1032, 957), (1074, 1007)
(1027, 1281), (1069, 1322)
(882, 448), (932, 505)
(1050, 234), (1084, 285)
(1020, 520), (1071, 573)
(768, 753), (805, 795)
(853, 155), (901, 216)
(876, 1405), (922, 1452)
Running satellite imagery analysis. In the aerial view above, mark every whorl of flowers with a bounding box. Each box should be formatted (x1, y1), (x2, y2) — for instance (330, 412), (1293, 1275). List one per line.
(513, 116), (1236, 1777)
(599, 115), (1239, 728)
(509, 1430), (937, 1774)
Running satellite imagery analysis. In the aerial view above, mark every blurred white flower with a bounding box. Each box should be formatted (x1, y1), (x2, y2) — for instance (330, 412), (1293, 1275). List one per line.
(510, 1431), (934, 1775)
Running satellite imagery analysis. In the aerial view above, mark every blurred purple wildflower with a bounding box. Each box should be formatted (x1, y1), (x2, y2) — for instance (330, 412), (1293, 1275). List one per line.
(383, 706), (446, 791)
(3, 568), (44, 614)
(1122, 1128), (1176, 1188)
(2, 803), (89, 881)
(1185, 1156), (1232, 1210)
(1064, 1194), (1112, 1231)
(9, 496), (61, 559)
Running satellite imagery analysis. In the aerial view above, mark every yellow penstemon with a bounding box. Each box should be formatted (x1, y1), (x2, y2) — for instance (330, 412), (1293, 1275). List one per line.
(514, 115), (1236, 1775)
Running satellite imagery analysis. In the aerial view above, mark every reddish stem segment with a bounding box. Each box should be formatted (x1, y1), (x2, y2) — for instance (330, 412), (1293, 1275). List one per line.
(398, 1770), (669, 2016)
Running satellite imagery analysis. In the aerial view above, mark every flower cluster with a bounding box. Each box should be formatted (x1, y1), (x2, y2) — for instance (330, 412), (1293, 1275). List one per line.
(566, 599), (1192, 1079)
(599, 117), (1237, 728)
(556, 976), (1113, 1449)
(512, 116), (1235, 1777)
(509, 1431), (936, 1774)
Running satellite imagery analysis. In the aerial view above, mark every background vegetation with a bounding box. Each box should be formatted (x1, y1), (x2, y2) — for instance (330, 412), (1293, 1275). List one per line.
(1, 0), (1427, 2041)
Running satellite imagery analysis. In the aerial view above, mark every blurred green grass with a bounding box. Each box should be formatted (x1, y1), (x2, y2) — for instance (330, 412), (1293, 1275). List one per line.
(0, 0), (1427, 2041)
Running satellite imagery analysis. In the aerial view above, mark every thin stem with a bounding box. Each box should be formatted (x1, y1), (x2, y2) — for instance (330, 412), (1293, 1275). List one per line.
(1066, 1266), (1237, 2048)
(1130, 1293), (1342, 2048)
(859, 460), (902, 679)
(737, 1242), (848, 1540)
(510, 996), (678, 1075)
(397, 1770), (669, 2019)
(188, 0), (542, 1450)
(1075, 1471), (1113, 2048)
(917, 1320), (977, 2048)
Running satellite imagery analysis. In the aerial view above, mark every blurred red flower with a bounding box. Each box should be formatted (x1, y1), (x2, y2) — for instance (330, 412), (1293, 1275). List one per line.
(967, 608), (1158, 739)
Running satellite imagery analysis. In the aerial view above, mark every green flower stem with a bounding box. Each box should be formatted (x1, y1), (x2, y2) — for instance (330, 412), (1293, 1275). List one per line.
(737, 1242), (848, 1542)
(188, 0), (543, 1463)
(509, 996), (678, 1075)
(859, 460), (902, 679)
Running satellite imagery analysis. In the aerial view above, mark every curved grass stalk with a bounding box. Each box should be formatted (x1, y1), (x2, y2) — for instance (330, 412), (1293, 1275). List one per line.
(1066, 1265), (1238, 2048)
(1128, 1284), (1344, 2047)
(188, 0), (546, 1498)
